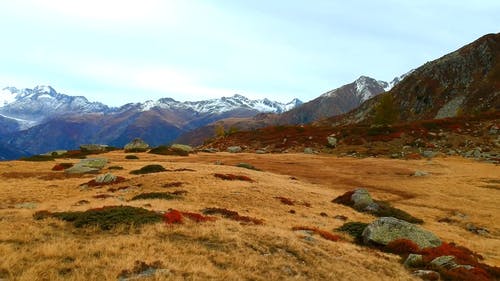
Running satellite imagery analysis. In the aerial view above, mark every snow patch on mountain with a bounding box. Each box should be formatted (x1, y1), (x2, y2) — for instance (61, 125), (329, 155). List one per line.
(135, 94), (302, 114)
(0, 88), (18, 106)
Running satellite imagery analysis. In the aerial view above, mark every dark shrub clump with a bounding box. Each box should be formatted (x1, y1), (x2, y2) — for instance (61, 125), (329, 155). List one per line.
(33, 206), (162, 230)
(336, 222), (369, 242)
(149, 146), (189, 156)
(131, 192), (182, 201)
(213, 173), (253, 182)
(202, 207), (263, 225)
(374, 200), (423, 224)
(21, 155), (55, 161)
(130, 164), (167, 175)
(125, 155), (139, 160)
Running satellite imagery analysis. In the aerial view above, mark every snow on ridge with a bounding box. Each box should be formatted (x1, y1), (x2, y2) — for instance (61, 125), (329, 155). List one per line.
(0, 88), (18, 106)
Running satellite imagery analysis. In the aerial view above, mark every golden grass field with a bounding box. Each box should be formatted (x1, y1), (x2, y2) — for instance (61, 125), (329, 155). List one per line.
(0, 151), (499, 280)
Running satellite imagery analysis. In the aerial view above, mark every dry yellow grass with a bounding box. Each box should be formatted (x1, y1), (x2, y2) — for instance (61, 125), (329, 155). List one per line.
(0, 151), (498, 280)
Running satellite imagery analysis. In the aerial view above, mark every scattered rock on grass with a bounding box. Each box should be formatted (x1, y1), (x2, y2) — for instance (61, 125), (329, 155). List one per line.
(412, 270), (440, 281)
(118, 261), (169, 281)
(413, 170), (429, 177)
(227, 146), (242, 153)
(124, 138), (149, 153)
(65, 158), (108, 174)
(362, 217), (441, 249)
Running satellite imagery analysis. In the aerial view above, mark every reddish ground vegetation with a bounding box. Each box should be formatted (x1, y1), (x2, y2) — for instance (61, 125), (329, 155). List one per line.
(51, 163), (74, 171)
(420, 242), (483, 265)
(213, 173), (254, 182)
(107, 186), (130, 193)
(385, 239), (420, 255)
(162, 182), (183, 188)
(292, 226), (340, 242)
(164, 210), (183, 224)
(92, 194), (114, 199)
(202, 207), (263, 225)
(163, 210), (216, 224)
(274, 196), (294, 205)
(331, 190), (355, 206)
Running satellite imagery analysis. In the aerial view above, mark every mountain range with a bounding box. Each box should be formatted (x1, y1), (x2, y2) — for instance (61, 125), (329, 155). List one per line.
(1, 33), (498, 160)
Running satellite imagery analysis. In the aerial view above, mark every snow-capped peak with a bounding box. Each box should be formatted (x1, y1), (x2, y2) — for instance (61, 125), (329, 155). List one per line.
(0, 87), (18, 106)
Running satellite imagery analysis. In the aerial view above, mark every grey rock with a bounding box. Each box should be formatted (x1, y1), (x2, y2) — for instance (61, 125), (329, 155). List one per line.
(255, 149), (268, 154)
(404, 254), (424, 268)
(327, 135), (337, 148)
(412, 270), (440, 281)
(65, 158), (107, 174)
(473, 148), (482, 158)
(170, 144), (193, 153)
(227, 146), (242, 153)
(95, 173), (117, 184)
(362, 217), (442, 249)
(304, 147), (314, 154)
(413, 171), (429, 177)
(422, 151), (437, 158)
(466, 223), (489, 236)
(124, 138), (149, 152)
(429, 255), (459, 270)
(201, 148), (218, 153)
(489, 125), (498, 135)
(80, 144), (108, 152)
(351, 188), (375, 210)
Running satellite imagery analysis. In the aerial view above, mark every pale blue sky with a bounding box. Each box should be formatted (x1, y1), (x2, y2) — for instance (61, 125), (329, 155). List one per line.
(0, 0), (498, 105)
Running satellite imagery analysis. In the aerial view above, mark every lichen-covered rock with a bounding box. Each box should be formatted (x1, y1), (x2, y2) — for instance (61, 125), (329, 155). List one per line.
(404, 254), (424, 268)
(304, 147), (314, 154)
(362, 217), (441, 248)
(124, 138), (149, 152)
(412, 270), (440, 281)
(227, 146), (242, 153)
(80, 144), (108, 152)
(95, 173), (117, 184)
(65, 158), (108, 174)
(170, 144), (193, 154)
(351, 188), (375, 210)
(327, 135), (338, 147)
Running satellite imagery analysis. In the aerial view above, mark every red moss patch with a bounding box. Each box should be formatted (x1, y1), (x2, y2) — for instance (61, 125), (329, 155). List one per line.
(385, 239), (420, 256)
(164, 210), (183, 224)
(52, 163), (74, 171)
(214, 173), (254, 182)
(202, 207), (263, 225)
(163, 210), (216, 224)
(162, 182), (183, 188)
(92, 194), (114, 199)
(331, 190), (355, 206)
(292, 226), (340, 242)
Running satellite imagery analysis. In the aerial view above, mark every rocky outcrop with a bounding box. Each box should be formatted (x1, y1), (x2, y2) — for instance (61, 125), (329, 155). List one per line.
(65, 158), (108, 174)
(124, 138), (149, 152)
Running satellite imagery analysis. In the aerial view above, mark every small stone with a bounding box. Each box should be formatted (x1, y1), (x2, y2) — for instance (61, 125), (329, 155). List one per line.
(412, 270), (440, 281)
(404, 254), (424, 268)
(327, 135), (338, 148)
(95, 173), (117, 184)
(304, 147), (314, 154)
(227, 146), (242, 153)
(255, 149), (267, 154)
(422, 151), (437, 158)
(413, 170), (429, 177)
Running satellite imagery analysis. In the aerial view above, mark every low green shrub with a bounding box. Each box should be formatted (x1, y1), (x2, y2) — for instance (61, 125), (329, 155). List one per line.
(130, 164), (166, 175)
(131, 192), (182, 201)
(125, 155), (139, 160)
(33, 206), (162, 230)
(336, 222), (369, 242)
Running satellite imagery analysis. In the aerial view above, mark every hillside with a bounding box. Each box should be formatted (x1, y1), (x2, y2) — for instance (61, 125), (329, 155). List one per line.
(329, 33), (500, 126)
(0, 151), (498, 280)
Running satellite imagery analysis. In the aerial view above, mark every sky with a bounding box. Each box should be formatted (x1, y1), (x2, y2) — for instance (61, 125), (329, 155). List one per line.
(0, 1), (498, 106)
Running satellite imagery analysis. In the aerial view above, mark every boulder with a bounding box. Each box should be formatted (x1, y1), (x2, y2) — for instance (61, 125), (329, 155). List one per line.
(124, 138), (149, 152)
(351, 188), (376, 211)
(170, 144), (194, 154)
(65, 158), (108, 174)
(362, 217), (441, 249)
(227, 146), (242, 153)
(255, 149), (268, 154)
(428, 256), (474, 271)
(327, 135), (337, 148)
(80, 144), (108, 152)
(95, 173), (117, 184)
